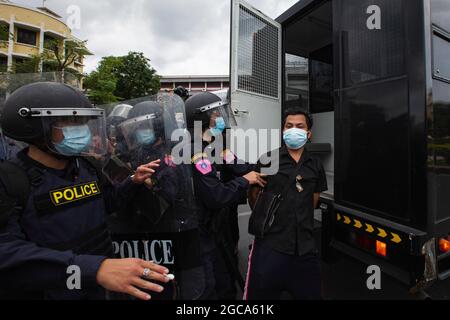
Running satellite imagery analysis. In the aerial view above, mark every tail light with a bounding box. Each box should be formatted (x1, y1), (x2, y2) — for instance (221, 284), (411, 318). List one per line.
(439, 237), (450, 253)
(376, 241), (387, 257)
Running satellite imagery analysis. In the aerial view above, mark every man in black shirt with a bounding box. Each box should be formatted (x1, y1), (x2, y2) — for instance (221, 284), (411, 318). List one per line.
(244, 108), (327, 300)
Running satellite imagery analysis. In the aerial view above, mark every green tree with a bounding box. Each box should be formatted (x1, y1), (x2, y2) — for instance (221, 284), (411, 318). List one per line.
(84, 56), (123, 105)
(41, 39), (92, 78)
(11, 56), (41, 74)
(84, 52), (161, 105)
(115, 52), (161, 100)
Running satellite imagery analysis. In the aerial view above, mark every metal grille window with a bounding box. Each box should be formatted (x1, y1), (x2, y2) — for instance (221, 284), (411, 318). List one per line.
(237, 5), (279, 98)
(340, 0), (406, 87)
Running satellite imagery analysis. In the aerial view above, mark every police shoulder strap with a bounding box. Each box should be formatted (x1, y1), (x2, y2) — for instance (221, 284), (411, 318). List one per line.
(0, 160), (30, 225)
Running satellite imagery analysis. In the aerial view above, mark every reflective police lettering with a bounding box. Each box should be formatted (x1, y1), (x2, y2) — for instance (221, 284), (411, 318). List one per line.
(112, 239), (175, 265)
(50, 181), (101, 206)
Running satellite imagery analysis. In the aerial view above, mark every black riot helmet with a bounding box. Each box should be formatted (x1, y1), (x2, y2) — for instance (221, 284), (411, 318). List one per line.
(0, 82), (107, 157)
(2, 82), (93, 143)
(119, 100), (164, 150)
(184, 92), (233, 131)
(128, 101), (163, 120)
(107, 104), (133, 126)
(106, 104), (133, 138)
(174, 86), (190, 100)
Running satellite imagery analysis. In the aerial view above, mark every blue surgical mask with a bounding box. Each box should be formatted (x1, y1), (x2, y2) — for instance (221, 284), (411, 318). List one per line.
(54, 125), (92, 156)
(215, 117), (226, 132)
(210, 117), (226, 137)
(136, 129), (156, 146)
(283, 128), (309, 150)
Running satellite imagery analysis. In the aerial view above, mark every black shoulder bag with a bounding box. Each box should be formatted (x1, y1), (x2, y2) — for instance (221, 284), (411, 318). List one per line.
(248, 176), (297, 238)
(248, 160), (304, 238)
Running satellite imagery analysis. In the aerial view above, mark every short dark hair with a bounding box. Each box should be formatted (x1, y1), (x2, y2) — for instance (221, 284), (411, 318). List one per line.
(283, 108), (313, 130)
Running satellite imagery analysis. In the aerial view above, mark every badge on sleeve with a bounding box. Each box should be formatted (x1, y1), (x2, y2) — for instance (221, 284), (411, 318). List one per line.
(221, 149), (236, 164)
(164, 155), (176, 168)
(196, 159), (212, 175)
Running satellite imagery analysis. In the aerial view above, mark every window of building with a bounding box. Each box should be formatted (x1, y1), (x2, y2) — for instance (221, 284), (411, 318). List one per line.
(191, 82), (205, 89)
(174, 82), (189, 88)
(207, 82), (222, 89)
(0, 56), (7, 72)
(44, 35), (58, 51)
(0, 23), (9, 42)
(17, 28), (37, 46)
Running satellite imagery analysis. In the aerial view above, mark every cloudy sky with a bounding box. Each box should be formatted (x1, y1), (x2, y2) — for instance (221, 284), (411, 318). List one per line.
(12, 0), (298, 75)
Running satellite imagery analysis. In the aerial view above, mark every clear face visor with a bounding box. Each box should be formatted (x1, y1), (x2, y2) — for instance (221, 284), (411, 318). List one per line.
(118, 114), (160, 151)
(108, 104), (133, 120)
(22, 107), (108, 158)
(199, 100), (236, 131)
(197, 105), (234, 141)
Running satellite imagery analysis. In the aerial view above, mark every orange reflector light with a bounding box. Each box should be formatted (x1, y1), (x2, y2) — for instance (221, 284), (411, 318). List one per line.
(439, 238), (450, 253)
(376, 241), (387, 257)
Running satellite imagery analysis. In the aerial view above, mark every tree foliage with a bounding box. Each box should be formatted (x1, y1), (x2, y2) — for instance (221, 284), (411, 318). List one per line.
(84, 52), (161, 105)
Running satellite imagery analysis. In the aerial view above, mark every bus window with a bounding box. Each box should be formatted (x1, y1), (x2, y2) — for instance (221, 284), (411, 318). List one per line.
(284, 1), (332, 114)
(309, 44), (333, 114)
(285, 54), (309, 111)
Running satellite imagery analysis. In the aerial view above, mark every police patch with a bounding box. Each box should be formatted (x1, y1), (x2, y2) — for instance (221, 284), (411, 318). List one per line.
(195, 159), (212, 175)
(50, 181), (101, 206)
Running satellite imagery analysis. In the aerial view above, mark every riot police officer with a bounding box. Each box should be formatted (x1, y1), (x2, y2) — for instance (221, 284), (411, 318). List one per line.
(0, 82), (171, 300)
(108, 95), (204, 300)
(184, 92), (266, 299)
(106, 103), (133, 159)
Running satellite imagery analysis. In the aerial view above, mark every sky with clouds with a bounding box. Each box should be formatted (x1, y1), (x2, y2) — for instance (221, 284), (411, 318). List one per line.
(11, 0), (298, 75)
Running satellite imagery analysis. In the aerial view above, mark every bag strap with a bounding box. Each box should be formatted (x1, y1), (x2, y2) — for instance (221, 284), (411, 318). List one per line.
(266, 156), (305, 199)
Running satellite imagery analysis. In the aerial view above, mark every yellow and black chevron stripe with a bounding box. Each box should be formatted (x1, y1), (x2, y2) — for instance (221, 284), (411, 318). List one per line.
(336, 213), (403, 245)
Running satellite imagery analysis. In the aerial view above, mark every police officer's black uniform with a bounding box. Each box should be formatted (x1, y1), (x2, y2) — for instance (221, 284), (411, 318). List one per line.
(107, 99), (205, 300)
(185, 92), (253, 299)
(0, 82), (143, 300)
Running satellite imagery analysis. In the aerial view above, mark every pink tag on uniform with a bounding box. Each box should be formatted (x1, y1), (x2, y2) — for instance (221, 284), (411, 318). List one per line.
(195, 159), (212, 175)
(222, 150), (236, 164)
(164, 155), (176, 168)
